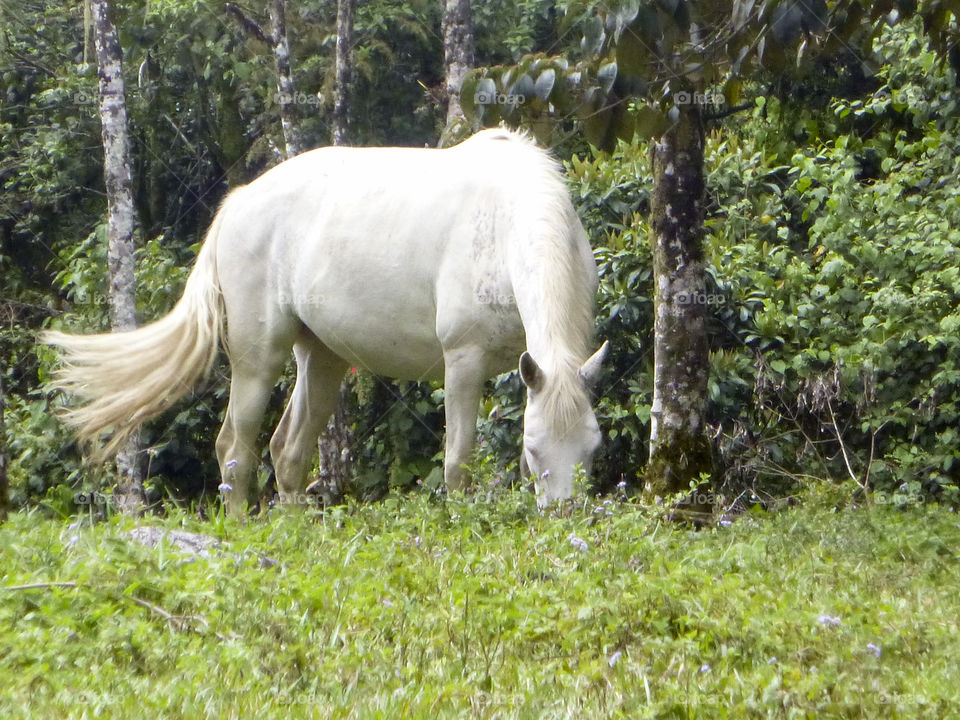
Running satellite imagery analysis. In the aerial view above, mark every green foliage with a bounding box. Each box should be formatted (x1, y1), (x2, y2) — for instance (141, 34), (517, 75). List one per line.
(2, 488), (960, 717)
(567, 142), (654, 489)
(534, 17), (960, 503)
(3, 1), (960, 510)
(463, 1), (959, 151)
(473, 0), (560, 62)
(704, 18), (960, 498)
(348, 373), (445, 499)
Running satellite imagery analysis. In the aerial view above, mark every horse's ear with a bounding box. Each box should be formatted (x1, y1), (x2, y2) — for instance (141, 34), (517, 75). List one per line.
(578, 340), (609, 387)
(519, 352), (544, 393)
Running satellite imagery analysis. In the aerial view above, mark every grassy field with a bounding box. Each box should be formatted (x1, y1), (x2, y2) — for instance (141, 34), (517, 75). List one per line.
(1, 487), (959, 719)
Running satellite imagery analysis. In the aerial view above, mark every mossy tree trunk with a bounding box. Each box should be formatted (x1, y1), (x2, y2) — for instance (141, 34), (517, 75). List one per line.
(439, 0), (474, 146)
(269, 0), (304, 156)
(215, 78), (249, 188)
(317, 5), (358, 505)
(224, 0), (304, 161)
(331, 0), (355, 147)
(83, 0), (95, 64)
(1, 370), (8, 522)
(92, 0), (146, 513)
(645, 101), (714, 500)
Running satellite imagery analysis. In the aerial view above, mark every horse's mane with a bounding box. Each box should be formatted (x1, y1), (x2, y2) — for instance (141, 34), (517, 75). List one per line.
(466, 129), (597, 433)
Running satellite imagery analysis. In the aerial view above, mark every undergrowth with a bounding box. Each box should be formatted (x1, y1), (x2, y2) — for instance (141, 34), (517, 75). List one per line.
(2, 485), (959, 718)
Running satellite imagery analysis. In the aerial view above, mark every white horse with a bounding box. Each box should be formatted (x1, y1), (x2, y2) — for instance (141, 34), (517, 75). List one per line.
(44, 128), (608, 513)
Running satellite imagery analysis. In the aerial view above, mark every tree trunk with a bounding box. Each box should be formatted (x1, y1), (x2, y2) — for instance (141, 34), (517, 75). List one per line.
(314, 383), (354, 506)
(92, 0), (145, 514)
(316, 6), (358, 505)
(0, 371), (8, 523)
(439, 0), (474, 147)
(83, 0), (95, 65)
(215, 76), (249, 188)
(331, 0), (355, 146)
(645, 102), (714, 502)
(269, 0), (304, 157)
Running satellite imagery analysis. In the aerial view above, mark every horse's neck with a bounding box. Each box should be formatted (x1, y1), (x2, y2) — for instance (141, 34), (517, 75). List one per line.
(512, 260), (590, 372)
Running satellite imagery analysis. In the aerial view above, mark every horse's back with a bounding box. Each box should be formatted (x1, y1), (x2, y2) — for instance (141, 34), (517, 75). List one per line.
(214, 131), (581, 379)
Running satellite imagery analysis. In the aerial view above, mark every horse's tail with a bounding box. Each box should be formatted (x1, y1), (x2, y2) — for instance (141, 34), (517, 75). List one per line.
(42, 202), (229, 463)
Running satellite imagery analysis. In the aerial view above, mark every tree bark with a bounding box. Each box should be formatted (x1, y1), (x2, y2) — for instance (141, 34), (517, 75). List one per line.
(331, 0), (355, 146)
(92, 0), (145, 514)
(0, 371), (8, 522)
(269, 0), (304, 156)
(83, 0), (95, 65)
(314, 383), (353, 506)
(225, 0), (304, 158)
(316, 8), (358, 504)
(439, 0), (474, 147)
(645, 102), (714, 501)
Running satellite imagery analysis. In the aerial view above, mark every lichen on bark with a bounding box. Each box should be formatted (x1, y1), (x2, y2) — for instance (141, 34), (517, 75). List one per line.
(92, 0), (145, 512)
(439, 0), (475, 146)
(645, 101), (714, 500)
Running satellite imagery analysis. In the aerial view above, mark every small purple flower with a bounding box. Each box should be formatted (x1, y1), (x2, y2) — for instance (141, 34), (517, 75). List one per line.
(218, 482), (233, 493)
(567, 533), (588, 552)
(818, 614), (842, 627)
(867, 643), (882, 658)
(608, 651), (622, 667)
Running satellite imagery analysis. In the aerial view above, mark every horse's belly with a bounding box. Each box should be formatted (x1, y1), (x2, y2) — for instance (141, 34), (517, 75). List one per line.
(300, 298), (524, 382)
(318, 319), (445, 381)
(294, 290), (441, 380)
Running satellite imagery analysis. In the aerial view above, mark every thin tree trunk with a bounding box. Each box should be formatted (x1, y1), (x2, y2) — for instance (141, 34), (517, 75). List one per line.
(223, 0), (352, 502)
(439, 0), (474, 147)
(645, 101), (714, 503)
(225, 0), (303, 158)
(269, 0), (304, 157)
(315, 3), (358, 504)
(92, 0), (145, 514)
(83, 0), (95, 65)
(331, 0), (355, 146)
(0, 371), (8, 523)
(314, 383), (354, 506)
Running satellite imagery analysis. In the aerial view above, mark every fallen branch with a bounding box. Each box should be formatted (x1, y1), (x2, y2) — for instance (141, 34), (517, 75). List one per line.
(127, 595), (211, 634)
(3, 581), (78, 591)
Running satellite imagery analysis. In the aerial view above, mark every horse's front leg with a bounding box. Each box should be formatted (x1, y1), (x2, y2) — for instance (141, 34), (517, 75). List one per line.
(442, 346), (487, 493)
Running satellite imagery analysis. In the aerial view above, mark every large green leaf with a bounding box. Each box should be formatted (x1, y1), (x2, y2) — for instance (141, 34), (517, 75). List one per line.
(534, 68), (556, 101)
(581, 15), (607, 57)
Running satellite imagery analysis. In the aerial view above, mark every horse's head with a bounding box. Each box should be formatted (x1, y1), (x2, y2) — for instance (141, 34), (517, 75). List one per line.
(519, 341), (609, 507)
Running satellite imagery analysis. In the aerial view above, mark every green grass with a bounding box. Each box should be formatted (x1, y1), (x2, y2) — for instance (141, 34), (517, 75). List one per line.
(2, 487), (959, 719)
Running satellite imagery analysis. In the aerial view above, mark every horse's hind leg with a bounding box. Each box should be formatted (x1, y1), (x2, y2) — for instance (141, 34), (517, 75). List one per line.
(269, 331), (347, 508)
(216, 327), (293, 516)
